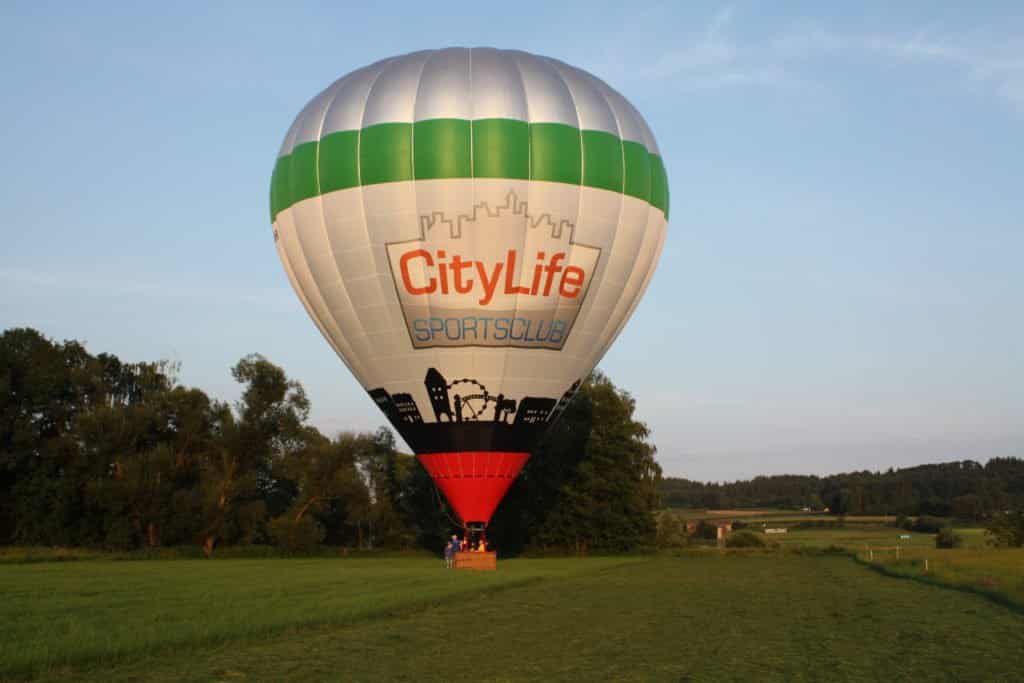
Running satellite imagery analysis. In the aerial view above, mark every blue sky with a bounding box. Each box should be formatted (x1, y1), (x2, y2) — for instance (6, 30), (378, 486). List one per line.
(2, 2), (1022, 481)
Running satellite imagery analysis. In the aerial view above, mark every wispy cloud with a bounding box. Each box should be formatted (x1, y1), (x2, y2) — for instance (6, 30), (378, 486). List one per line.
(634, 6), (803, 91)
(627, 7), (1024, 111)
(0, 267), (296, 311)
(867, 31), (1024, 109)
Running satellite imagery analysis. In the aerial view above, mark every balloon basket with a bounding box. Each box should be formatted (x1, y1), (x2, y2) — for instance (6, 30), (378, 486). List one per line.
(453, 551), (497, 571)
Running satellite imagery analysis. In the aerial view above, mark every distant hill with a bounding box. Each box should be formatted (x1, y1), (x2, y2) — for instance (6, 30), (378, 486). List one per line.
(659, 458), (1024, 517)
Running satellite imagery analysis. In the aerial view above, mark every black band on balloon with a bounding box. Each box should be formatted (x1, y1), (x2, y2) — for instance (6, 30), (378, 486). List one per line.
(395, 421), (548, 454)
(367, 368), (581, 454)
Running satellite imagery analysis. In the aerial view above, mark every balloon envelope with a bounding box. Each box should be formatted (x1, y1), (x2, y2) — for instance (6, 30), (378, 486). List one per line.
(271, 48), (668, 525)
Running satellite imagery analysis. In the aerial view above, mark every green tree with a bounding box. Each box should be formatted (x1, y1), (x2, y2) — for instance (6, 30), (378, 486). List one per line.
(935, 526), (963, 549)
(198, 355), (310, 556)
(951, 494), (982, 521)
(0, 328), (104, 544)
(269, 430), (368, 552)
(726, 530), (766, 548)
(985, 511), (1024, 548)
(528, 372), (662, 554)
(396, 452), (453, 553)
(655, 511), (688, 548)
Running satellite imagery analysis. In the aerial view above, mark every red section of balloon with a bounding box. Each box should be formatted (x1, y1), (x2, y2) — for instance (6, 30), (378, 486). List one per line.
(417, 452), (530, 525)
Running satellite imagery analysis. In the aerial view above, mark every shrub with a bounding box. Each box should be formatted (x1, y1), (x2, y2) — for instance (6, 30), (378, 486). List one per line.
(935, 527), (963, 549)
(694, 521), (719, 541)
(985, 511), (1024, 548)
(725, 531), (766, 548)
(655, 512), (688, 549)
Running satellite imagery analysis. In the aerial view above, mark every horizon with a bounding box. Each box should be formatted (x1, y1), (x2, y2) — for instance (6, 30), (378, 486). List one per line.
(2, 2), (1022, 480)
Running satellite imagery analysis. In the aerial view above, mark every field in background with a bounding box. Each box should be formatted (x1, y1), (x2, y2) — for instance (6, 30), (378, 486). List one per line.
(3, 552), (1024, 682)
(858, 547), (1024, 608)
(669, 511), (1023, 611)
(670, 508), (897, 524)
(763, 524), (933, 548)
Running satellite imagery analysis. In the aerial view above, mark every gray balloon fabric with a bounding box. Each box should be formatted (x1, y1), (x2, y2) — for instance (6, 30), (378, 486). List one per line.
(271, 47), (668, 454)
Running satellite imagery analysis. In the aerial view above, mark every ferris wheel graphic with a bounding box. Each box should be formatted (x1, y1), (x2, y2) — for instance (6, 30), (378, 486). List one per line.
(419, 367), (577, 426)
(447, 378), (518, 423)
(423, 368), (517, 423)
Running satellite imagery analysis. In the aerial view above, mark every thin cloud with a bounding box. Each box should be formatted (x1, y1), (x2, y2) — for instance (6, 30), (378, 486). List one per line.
(638, 6), (737, 81)
(0, 267), (296, 311)
(868, 32), (1024, 110)
(628, 8), (1024, 110)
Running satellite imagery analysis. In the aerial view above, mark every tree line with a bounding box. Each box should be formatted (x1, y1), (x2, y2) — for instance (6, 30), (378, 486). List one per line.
(0, 327), (661, 555)
(660, 458), (1024, 519)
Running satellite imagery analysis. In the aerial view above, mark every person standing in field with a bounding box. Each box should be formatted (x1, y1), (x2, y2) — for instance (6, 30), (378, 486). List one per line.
(451, 534), (461, 553)
(444, 540), (454, 569)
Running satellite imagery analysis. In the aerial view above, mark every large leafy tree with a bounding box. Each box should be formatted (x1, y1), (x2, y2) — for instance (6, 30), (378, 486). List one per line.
(489, 371), (662, 554)
(0, 328), (105, 544)
(197, 355), (310, 555)
(81, 380), (223, 549)
(986, 511), (1024, 548)
(269, 430), (368, 551)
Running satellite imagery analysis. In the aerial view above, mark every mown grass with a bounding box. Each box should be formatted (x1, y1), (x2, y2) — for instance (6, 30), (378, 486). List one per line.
(0, 555), (640, 678)
(765, 524), (935, 549)
(771, 524), (1024, 612)
(669, 508), (896, 525)
(859, 547), (1024, 610)
(14, 554), (1024, 682)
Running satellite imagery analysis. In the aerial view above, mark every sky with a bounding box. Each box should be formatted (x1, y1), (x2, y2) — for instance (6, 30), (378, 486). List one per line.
(2, 2), (1022, 481)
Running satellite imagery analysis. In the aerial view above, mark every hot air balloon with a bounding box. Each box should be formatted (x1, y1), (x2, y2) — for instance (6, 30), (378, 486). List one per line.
(270, 48), (668, 537)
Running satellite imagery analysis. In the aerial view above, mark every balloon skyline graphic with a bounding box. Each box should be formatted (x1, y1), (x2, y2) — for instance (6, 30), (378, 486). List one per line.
(270, 47), (668, 529)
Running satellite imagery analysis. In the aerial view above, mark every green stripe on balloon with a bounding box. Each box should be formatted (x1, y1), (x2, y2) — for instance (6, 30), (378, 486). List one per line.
(319, 130), (359, 193)
(582, 130), (624, 193)
(413, 119), (471, 179)
(529, 123), (581, 185)
(270, 119), (669, 221)
(622, 141), (651, 203)
(472, 119), (529, 179)
(650, 155), (669, 218)
(289, 143), (319, 204)
(360, 123), (413, 185)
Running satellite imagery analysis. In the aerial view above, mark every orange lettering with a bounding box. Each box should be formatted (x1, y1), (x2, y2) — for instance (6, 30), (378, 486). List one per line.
(560, 266), (584, 298)
(400, 249), (435, 295)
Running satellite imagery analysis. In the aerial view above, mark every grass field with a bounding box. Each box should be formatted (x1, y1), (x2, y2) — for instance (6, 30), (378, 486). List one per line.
(0, 554), (639, 679)
(729, 523), (1024, 607)
(3, 552), (1024, 682)
(861, 547), (1024, 608)
(670, 509), (896, 525)
(764, 525), (934, 548)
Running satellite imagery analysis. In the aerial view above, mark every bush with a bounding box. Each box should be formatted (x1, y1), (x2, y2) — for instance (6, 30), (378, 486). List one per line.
(655, 512), (688, 549)
(694, 521), (720, 541)
(267, 515), (325, 554)
(985, 511), (1024, 547)
(725, 531), (766, 548)
(935, 527), (963, 549)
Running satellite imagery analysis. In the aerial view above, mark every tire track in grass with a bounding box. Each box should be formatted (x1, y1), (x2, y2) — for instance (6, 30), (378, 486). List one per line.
(852, 554), (1024, 617)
